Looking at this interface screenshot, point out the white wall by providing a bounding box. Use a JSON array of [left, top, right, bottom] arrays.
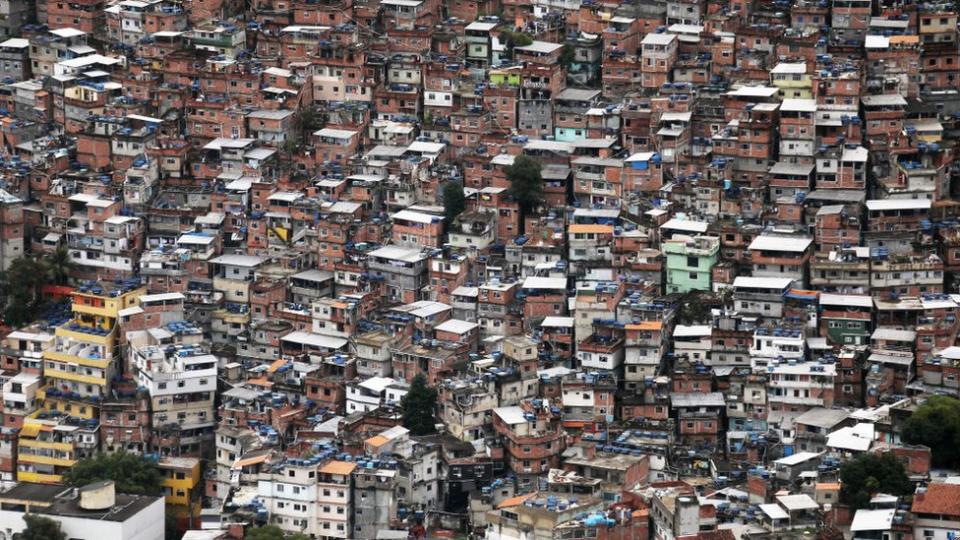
[[0, 497, 164, 540]]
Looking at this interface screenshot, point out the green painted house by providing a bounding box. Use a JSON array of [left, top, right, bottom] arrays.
[[489, 67, 522, 87], [819, 293, 873, 346], [663, 235, 720, 294]]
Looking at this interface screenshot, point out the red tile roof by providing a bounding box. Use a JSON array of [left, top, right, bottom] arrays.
[[912, 484, 960, 516]]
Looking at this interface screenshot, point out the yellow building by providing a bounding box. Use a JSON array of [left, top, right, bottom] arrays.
[[16, 417, 99, 483], [489, 66, 522, 87], [770, 62, 813, 99], [41, 281, 145, 418], [908, 118, 944, 143], [919, 12, 957, 34], [21, 281, 145, 483], [158, 456, 202, 516]]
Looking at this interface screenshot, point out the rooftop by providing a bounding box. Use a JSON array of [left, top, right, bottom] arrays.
[[0, 482, 161, 522], [912, 484, 960, 516]]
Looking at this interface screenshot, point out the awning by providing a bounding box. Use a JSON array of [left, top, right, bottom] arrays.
[[19, 423, 41, 438], [365, 435, 388, 447], [786, 289, 819, 302], [266, 358, 287, 374], [233, 453, 270, 468], [246, 377, 273, 388], [497, 493, 535, 509]]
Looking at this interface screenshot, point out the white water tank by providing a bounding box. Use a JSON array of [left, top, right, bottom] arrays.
[[79, 480, 116, 510]]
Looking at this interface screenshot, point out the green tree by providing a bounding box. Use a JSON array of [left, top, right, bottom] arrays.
[[819, 525, 845, 540], [676, 291, 716, 324], [3, 294, 34, 328], [401, 374, 438, 436], [442, 181, 466, 229], [2, 257, 47, 327], [44, 245, 74, 286], [294, 106, 324, 145], [245, 524, 310, 540], [281, 139, 300, 158], [165, 513, 180, 540], [19, 514, 66, 540], [501, 30, 533, 56], [839, 452, 912, 509], [719, 286, 734, 308], [902, 395, 960, 468], [558, 44, 576, 69], [63, 451, 162, 496], [505, 155, 543, 234]]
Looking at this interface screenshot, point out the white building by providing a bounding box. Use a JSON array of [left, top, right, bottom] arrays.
[[345, 377, 408, 413], [1, 372, 41, 418], [0, 480, 164, 540], [732, 276, 794, 319], [749, 326, 806, 361], [257, 460, 321, 536], [316, 460, 355, 539], [132, 343, 218, 455], [673, 325, 712, 363], [764, 359, 837, 428], [912, 483, 960, 540], [747, 235, 812, 287]]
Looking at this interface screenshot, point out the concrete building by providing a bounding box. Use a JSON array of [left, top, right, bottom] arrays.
[[912, 483, 960, 540], [0, 480, 165, 540], [663, 234, 719, 293]]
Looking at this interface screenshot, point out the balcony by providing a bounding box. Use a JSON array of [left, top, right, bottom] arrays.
[[578, 335, 624, 354], [45, 367, 106, 386], [212, 304, 250, 324], [0, 345, 46, 360], [575, 169, 605, 182], [17, 449, 75, 467], [768, 394, 824, 405], [2, 400, 34, 416], [17, 470, 64, 483], [56, 322, 116, 347], [37, 387, 103, 406], [71, 302, 114, 319], [191, 35, 236, 48], [141, 264, 186, 276]]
